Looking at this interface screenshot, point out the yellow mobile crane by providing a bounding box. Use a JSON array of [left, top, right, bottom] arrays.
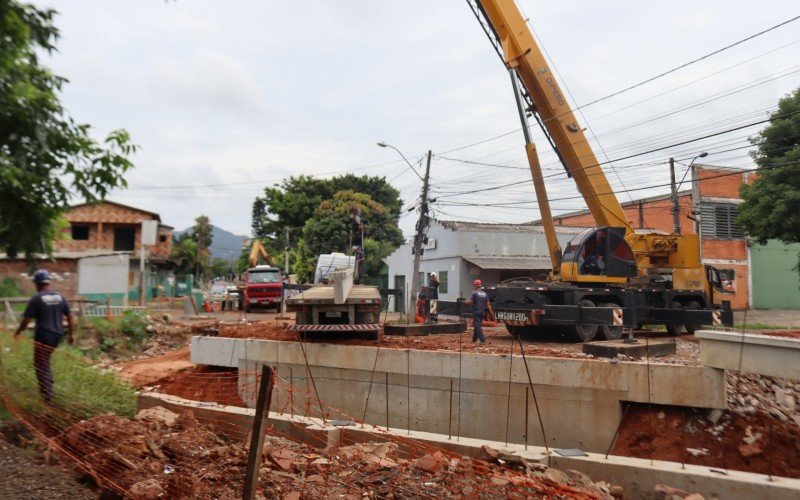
[[468, 0, 733, 340]]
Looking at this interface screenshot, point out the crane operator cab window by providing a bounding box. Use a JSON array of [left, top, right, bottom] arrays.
[[563, 227, 637, 278]]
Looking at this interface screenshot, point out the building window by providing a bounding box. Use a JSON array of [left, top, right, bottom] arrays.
[[114, 226, 136, 251], [71, 224, 89, 241], [159, 234, 167, 243], [700, 203, 743, 240], [438, 271, 448, 294]]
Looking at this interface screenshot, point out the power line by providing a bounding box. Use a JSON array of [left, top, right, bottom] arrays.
[[573, 13, 800, 111], [432, 107, 800, 200]]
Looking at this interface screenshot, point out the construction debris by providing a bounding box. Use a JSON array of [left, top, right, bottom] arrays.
[[52, 411, 620, 498]]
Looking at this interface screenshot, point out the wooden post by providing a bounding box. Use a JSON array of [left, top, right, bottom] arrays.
[[105, 294, 111, 320], [243, 365, 275, 500]]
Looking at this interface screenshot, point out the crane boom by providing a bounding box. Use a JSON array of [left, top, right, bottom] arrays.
[[472, 0, 632, 233]]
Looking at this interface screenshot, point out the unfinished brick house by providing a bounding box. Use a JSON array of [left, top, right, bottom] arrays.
[[56, 201, 175, 302], [58, 201, 173, 259], [548, 164, 799, 310]]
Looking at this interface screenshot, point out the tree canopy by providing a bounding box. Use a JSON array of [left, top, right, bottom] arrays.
[[251, 175, 405, 282], [172, 215, 215, 278], [252, 174, 403, 241], [0, 2, 136, 257], [738, 86, 800, 246]]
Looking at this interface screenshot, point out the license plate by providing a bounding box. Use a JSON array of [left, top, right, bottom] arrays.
[[495, 310, 532, 323], [249, 299, 258, 303], [325, 312, 342, 318]]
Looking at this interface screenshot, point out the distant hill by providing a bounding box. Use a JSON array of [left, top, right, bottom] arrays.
[[174, 224, 249, 262]]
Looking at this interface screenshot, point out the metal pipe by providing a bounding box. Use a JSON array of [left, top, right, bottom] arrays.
[[448, 380, 453, 440], [385, 372, 390, 431]]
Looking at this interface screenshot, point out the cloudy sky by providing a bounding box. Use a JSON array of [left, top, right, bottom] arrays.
[[38, 0, 800, 238]]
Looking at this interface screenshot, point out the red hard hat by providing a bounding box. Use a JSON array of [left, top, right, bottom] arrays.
[[473, 279, 482, 287]]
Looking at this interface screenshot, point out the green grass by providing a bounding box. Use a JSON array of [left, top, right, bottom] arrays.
[[0, 334, 137, 421], [74, 309, 151, 359], [708, 322, 790, 331]]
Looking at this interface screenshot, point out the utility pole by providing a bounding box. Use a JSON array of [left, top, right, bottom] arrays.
[[409, 150, 432, 317], [284, 227, 290, 276], [669, 157, 681, 235]]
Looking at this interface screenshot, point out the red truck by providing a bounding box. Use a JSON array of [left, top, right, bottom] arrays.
[[243, 265, 282, 312]]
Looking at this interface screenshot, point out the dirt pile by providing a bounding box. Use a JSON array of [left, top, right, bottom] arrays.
[[218, 320, 597, 359], [613, 404, 800, 478], [155, 366, 245, 407], [54, 409, 620, 499]]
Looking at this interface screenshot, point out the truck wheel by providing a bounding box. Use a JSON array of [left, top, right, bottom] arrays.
[[666, 301, 684, 336], [599, 302, 623, 340], [684, 301, 702, 334], [572, 299, 598, 342]]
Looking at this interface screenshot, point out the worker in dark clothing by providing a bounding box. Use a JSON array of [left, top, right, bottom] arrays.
[[427, 272, 439, 323], [352, 245, 365, 284], [466, 279, 488, 343], [13, 270, 73, 404], [582, 229, 607, 275]]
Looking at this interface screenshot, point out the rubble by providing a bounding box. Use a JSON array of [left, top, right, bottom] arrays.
[[727, 371, 800, 423], [52, 412, 621, 499]]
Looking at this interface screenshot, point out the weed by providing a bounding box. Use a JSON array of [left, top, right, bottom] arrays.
[[0, 277, 22, 297], [0, 335, 137, 420]]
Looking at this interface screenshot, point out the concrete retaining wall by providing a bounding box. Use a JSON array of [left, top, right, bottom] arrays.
[[697, 330, 800, 380], [138, 392, 800, 500], [191, 336, 726, 453]]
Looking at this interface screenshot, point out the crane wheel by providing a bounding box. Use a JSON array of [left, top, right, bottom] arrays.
[[684, 300, 702, 334], [666, 301, 684, 336], [599, 302, 623, 340], [572, 299, 599, 342]]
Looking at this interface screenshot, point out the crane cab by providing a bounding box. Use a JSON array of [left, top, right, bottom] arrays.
[[560, 227, 637, 283]]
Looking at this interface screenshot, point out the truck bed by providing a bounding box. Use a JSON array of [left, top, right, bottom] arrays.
[[285, 284, 381, 305]]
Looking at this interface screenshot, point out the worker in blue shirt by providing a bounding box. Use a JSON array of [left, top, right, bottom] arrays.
[[466, 279, 488, 343], [13, 270, 73, 404]]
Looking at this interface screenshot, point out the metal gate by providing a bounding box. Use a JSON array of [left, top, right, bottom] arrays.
[[751, 240, 800, 309]]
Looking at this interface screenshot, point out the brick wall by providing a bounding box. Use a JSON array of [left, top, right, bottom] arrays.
[[696, 166, 755, 199], [58, 202, 172, 258], [554, 194, 694, 233], [0, 259, 79, 299]]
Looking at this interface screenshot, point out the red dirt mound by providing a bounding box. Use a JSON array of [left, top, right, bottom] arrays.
[[613, 404, 800, 478]]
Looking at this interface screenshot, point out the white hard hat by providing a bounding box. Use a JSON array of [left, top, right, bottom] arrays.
[[430, 272, 437, 277]]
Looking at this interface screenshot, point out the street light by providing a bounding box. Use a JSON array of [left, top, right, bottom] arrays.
[[676, 151, 708, 192], [670, 151, 708, 234], [377, 142, 424, 181]]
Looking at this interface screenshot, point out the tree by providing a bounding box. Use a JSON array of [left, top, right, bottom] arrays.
[[292, 190, 404, 282], [0, 2, 136, 258], [252, 174, 402, 241], [191, 215, 213, 251], [738, 87, 800, 264], [252, 174, 404, 281], [170, 234, 199, 276], [210, 257, 232, 279]]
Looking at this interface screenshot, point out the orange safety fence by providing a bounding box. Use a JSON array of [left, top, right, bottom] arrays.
[[0, 332, 612, 499]]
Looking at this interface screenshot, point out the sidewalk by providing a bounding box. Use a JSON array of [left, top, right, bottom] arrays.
[[734, 309, 800, 329]]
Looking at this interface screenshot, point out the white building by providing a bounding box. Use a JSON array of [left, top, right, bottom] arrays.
[[382, 220, 587, 312]]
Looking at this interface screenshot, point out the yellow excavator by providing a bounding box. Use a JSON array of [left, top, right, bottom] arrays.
[[248, 239, 272, 267], [469, 0, 733, 340]]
